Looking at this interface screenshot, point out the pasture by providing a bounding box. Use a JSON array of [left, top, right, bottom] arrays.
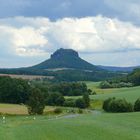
[[66, 82, 140, 103], [0, 74, 54, 80], [92, 86, 140, 102], [71, 82, 140, 109], [86, 82, 140, 103], [0, 112, 140, 140], [0, 82, 140, 140], [0, 104, 69, 115]]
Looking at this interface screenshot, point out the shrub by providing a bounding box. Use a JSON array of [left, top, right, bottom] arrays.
[[99, 81, 112, 89], [68, 109, 76, 114], [77, 109, 83, 114], [103, 98, 115, 112], [54, 108, 62, 114], [100, 81, 133, 89], [46, 92, 65, 106], [75, 98, 86, 109], [63, 99, 76, 107], [83, 93, 90, 107], [109, 99, 133, 112], [134, 98, 140, 111], [92, 91, 97, 95], [103, 98, 133, 113]]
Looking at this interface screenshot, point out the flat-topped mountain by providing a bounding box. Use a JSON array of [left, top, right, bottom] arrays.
[[31, 48, 100, 71], [0, 48, 123, 81]]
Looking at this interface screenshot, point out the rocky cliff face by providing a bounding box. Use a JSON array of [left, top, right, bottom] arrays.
[[51, 48, 79, 59]]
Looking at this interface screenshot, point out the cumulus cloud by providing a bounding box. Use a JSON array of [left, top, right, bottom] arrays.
[[0, 16, 140, 67]]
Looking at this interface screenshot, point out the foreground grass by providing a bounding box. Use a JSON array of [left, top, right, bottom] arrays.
[[0, 112, 140, 140]]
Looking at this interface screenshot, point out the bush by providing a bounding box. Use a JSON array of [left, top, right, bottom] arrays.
[[110, 99, 133, 112], [75, 98, 86, 109], [103, 98, 115, 112], [99, 81, 112, 89], [134, 98, 140, 111], [83, 93, 90, 107], [103, 98, 133, 113], [92, 91, 97, 95], [77, 109, 83, 114], [63, 99, 76, 107], [100, 81, 133, 89], [54, 108, 62, 114], [46, 92, 65, 106]]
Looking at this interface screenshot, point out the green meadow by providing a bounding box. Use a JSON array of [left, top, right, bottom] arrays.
[[92, 86, 140, 102], [66, 82, 140, 109], [0, 82, 140, 140], [0, 112, 140, 140]]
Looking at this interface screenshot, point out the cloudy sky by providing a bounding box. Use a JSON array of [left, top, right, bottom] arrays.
[[0, 0, 140, 68]]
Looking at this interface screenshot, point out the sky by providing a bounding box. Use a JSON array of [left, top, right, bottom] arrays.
[[0, 0, 140, 68]]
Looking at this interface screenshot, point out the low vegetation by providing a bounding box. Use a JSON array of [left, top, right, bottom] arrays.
[[99, 81, 133, 89], [103, 97, 140, 113], [103, 97, 133, 112], [99, 68, 140, 90], [134, 98, 140, 111]]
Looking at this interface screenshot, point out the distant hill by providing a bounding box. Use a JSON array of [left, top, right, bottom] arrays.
[[0, 48, 123, 81], [31, 48, 100, 71], [98, 65, 140, 72], [128, 68, 140, 86]]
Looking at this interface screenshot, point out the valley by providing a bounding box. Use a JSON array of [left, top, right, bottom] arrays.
[[0, 49, 139, 140]]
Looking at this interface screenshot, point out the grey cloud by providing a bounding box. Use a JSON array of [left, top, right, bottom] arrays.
[[0, 0, 140, 25]]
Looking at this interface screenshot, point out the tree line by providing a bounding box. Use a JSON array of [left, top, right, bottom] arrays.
[[0, 76, 90, 114], [99, 68, 140, 89]]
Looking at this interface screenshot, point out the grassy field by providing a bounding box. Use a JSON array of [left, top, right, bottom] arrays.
[[0, 112, 140, 140], [85, 82, 140, 102], [75, 82, 140, 109], [0, 74, 54, 80], [66, 82, 140, 103], [0, 82, 140, 140], [92, 86, 140, 103], [85, 81, 119, 94], [0, 104, 71, 115]]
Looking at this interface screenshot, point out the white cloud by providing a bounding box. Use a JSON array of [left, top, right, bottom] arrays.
[[0, 16, 140, 66], [0, 25, 48, 56]]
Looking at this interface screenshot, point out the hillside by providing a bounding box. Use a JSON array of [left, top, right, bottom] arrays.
[[31, 48, 100, 71], [0, 48, 122, 81], [99, 65, 140, 72]]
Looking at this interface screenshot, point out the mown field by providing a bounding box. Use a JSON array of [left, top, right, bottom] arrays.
[[0, 112, 140, 140]]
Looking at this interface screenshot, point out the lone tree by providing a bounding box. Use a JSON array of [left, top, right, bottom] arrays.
[[27, 88, 45, 115], [83, 93, 90, 107]]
